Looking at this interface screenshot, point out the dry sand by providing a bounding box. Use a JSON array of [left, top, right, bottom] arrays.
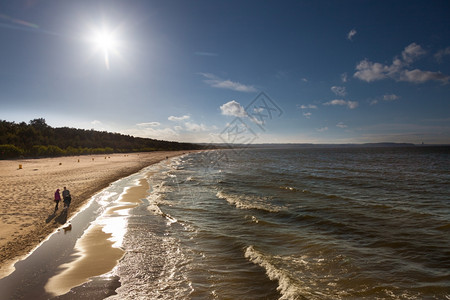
[[0, 151, 190, 277]]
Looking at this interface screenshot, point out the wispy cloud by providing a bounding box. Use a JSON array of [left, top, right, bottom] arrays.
[[347, 28, 357, 41], [336, 122, 348, 128], [275, 70, 288, 79], [383, 94, 399, 101], [183, 122, 209, 132], [137, 122, 161, 127], [370, 94, 400, 105], [331, 86, 347, 97], [400, 69, 449, 83], [126, 115, 218, 143], [298, 104, 318, 109], [168, 115, 190, 122], [199, 73, 257, 92], [317, 127, 329, 132], [298, 104, 317, 118], [91, 120, 102, 125], [435, 47, 450, 63], [324, 99, 359, 109], [169, 115, 215, 133], [341, 73, 348, 83], [354, 43, 450, 84]]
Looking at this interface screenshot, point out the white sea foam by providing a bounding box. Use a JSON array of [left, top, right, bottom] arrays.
[[244, 245, 305, 300], [216, 191, 282, 213]]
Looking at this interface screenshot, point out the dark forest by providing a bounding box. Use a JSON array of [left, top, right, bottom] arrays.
[[0, 118, 203, 159]]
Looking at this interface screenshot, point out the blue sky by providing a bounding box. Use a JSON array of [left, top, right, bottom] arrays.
[[1, 0, 449, 144]]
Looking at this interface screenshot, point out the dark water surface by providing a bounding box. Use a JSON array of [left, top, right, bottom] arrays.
[[109, 146, 449, 299]]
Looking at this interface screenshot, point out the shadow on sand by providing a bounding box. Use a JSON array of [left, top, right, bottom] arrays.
[[54, 209, 68, 225], [45, 212, 56, 224], [46, 209, 69, 225]]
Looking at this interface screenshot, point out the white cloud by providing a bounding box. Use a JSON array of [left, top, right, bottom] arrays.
[[354, 43, 450, 84], [184, 122, 208, 132], [219, 100, 266, 126], [401, 43, 426, 64], [168, 115, 190, 122], [220, 100, 248, 117], [370, 93, 400, 105], [331, 86, 347, 97], [435, 47, 450, 62], [123, 119, 219, 143], [383, 94, 399, 101], [298, 104, 318, 109], [336, 122, 348, 128], [317, 127, 328, 132], [301, 78, 308, 82], [347, 29, 357, 41], [324, 99, 359, 109], [91, 120, 102, 125], [199, 73, 257, 93], [298, 104, 317, 119], [354, 60, 389, 82], [341, 73, 348, 83], [325, 99, 346, 106], [399, 69, 449, 83], [347, 101, 359, 109], [137, 122, 160, 127]]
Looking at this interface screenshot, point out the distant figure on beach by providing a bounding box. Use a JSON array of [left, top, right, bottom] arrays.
[[62, 186, 71, 210], [54, 188, 61, 211]]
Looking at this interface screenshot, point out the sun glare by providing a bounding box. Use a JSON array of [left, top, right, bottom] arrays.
[[93, 31, 116, 52], [89, 27, 119, 70]]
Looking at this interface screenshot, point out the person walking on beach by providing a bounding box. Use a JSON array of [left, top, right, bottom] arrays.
[[62, 186, 71, 210], [54, 188, 61, 212]]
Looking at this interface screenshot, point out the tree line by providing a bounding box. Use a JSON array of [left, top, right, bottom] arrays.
[[0, 118, 203, 159]]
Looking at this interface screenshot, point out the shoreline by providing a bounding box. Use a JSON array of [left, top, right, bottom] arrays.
[[45, 175, 152, 297], [0, 151, 193, 278]]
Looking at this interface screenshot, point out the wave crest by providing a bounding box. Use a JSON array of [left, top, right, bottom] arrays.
[[216, 191, 282, 213], [244, 245, 303, 300]]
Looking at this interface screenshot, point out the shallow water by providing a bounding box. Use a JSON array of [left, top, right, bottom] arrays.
[[108, 146, 450, 299]]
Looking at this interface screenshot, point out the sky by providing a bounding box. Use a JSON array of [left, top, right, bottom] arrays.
[[1, 0, 449, 145]]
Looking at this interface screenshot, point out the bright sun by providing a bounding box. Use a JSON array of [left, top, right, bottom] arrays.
[[89, 28, 119, 70], [93, 31, 116, 52]]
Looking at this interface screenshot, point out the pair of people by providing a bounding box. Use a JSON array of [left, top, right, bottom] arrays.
[[54, 187, 71, 211]]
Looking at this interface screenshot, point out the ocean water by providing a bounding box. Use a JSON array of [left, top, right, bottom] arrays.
[[107, 146, 450, 300]]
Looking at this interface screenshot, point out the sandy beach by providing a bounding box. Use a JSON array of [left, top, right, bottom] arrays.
[[0, 151, 189, 278]]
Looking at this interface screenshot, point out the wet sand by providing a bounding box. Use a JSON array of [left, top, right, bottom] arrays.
[[0, 151, 189, 278], [45, 176, 152, 297]]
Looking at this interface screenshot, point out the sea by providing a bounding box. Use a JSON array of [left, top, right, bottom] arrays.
[[105, 146, 450, 300], [2, 146, 449, 300]]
